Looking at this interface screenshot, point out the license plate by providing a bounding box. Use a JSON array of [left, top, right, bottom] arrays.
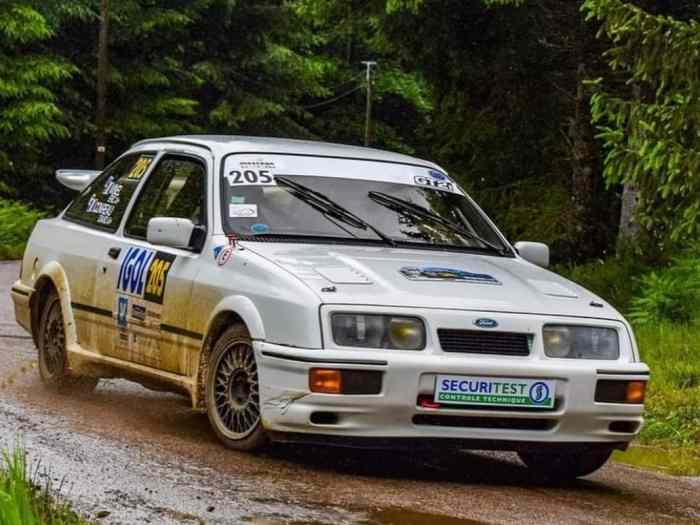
[[434, 375, 556, 409]]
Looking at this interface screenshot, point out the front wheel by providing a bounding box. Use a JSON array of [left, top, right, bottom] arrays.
[[206, 324, 267, 451], [518, 447, 613, 483], [37, 291, 98, 394]]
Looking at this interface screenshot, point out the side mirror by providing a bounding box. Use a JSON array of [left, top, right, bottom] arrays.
[[147, 218, 207, 252], [56, 169, 101, 191], [515, 241, 550, 268]]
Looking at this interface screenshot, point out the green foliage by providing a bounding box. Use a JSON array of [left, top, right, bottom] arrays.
[[0, 199, 44, 260], [0, 447, 88, 524], [583, 0, 700, 242], [629, 265, 700, 324], [0, 2, 76, 171], [556, 255, 650, 312]]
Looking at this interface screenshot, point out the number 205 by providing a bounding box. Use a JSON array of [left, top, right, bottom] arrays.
[[226, 169, 274, 185]]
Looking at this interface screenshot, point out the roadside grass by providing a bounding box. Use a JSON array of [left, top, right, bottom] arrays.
[[0, 448, 88, 525], [635, 322, 700, 447], [0, 199, 43, 260]]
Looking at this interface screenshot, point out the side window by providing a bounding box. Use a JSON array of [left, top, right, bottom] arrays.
[[125, 155, 206, 239], [64, 153, 156, 231]]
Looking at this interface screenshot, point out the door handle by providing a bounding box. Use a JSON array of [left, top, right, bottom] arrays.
[[108, 247, 121, 260]]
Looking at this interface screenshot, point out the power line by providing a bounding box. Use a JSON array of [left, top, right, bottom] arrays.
[[301, 85, 362, 109]]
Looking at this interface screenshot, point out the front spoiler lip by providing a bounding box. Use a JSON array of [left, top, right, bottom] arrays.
[[267, 432, 630, 452]]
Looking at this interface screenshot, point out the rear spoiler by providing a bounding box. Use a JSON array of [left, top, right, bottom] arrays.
[[56, 169, 101, 191]]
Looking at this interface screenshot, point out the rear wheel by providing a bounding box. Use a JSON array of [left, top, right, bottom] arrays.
[[206, 324, 267, 451], [518, 447, 613, 483], [37, 291, 98, 393]]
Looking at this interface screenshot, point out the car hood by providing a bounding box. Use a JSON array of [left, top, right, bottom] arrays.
[[241, 242, 622, 320]]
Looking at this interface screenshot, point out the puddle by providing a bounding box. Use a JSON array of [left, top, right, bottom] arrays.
[[614, 445, 700, 476], [364, 508, 486, 525]]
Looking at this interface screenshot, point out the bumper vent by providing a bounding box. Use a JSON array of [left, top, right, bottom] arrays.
[[438, 329, 530, 356], [413, 414, 554, 431]]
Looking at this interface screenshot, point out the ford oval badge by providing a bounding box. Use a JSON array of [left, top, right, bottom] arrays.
[[474, 318, 498, 329]]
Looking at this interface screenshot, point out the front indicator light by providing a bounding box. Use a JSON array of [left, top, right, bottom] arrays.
[[309, 368, 342, 394], [595, 380, 647, 404], [626, 381, 647, 404], [309, 369, 383, 395]]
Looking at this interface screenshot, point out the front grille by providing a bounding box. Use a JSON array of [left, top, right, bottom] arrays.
[[412, 414, 555, 431], [438, 329, 530, 356]]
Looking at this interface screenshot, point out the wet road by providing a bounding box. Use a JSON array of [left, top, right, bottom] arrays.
[[1, 261, 699, 524]]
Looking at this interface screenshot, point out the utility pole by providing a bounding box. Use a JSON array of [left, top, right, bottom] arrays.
[[95, 0, 109, 169], [362, 60, 377, 147]]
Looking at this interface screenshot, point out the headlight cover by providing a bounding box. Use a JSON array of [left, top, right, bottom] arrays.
[[332, 314, 426, 350], [543, 325, 619, 360]]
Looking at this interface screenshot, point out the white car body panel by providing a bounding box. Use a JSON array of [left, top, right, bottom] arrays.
[[11, 135, 648, 450]]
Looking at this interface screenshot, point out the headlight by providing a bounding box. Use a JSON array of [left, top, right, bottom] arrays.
[[543, 325, 619, 360], [332, 314, 425, 350]]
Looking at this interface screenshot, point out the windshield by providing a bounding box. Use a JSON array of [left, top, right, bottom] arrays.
[[220, 155, 511, 255]]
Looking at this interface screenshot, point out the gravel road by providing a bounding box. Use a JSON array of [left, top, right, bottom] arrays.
[[1, 260, 698, 524]]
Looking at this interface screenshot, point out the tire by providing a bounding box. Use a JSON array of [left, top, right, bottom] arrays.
[[206, 324, 267, 451], [518, 447, 613, 483], [37, 291, 98, 394]]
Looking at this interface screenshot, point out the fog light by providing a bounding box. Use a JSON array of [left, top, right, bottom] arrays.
[[309, 368, 342, 394], [626, 381, 647, 404]]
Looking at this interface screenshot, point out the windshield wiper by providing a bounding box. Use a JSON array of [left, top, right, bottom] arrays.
[[276, 177, 396, 247], [368, 191, 507, 254]]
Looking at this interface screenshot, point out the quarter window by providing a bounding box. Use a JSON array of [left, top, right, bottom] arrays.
[[64, 153, 156, 231], [125, 155, 206, 239]]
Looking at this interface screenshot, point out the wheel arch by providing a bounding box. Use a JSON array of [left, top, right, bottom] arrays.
[[30, 262, 77, 349], [192, 295, 265, 410]]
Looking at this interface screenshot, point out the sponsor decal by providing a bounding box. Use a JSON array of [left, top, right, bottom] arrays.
[[229, 204, 258, 218], [474, 318, 498, 329], [250, 223, 270, 234], [117, 329, 130, 349], [414, 170, 454, 192], [117, 247, 156, 296], [117, 296, 128, 328], [399, 266, 502, 285], [217, 245, 234, 266], [117, 247, 175, 304], [131, 303, 146, 322], [435, 375, 556, 409]]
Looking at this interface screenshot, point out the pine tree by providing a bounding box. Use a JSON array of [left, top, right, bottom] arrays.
[[583, 0, 700, 243], [0, 2, 76, 178]]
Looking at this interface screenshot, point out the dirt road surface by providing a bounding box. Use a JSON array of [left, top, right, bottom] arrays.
[[1, 261, 698, 524]]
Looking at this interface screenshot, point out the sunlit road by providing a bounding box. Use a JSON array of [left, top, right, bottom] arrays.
[[1, 260, 698, 524]]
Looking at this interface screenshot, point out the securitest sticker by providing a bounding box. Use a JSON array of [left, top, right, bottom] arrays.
[[434, 375, 556, 409]]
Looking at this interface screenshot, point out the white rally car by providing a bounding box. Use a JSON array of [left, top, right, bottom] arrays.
[[11, 136, 649, 480]]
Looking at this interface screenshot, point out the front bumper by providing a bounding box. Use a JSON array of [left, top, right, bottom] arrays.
[[255, 341, 649, 449]]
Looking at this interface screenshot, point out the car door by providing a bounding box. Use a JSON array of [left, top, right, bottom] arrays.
[[112, 153, 208, 375], [62, 152, 158, 357]]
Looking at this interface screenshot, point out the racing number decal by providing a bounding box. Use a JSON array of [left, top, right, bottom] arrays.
[[225, 170, 275, 186], [144, 252, 176, 304], [127, 155, 155, 180]]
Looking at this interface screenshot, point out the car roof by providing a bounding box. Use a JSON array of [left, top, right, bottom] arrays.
[[131, 135, 444, 171]]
